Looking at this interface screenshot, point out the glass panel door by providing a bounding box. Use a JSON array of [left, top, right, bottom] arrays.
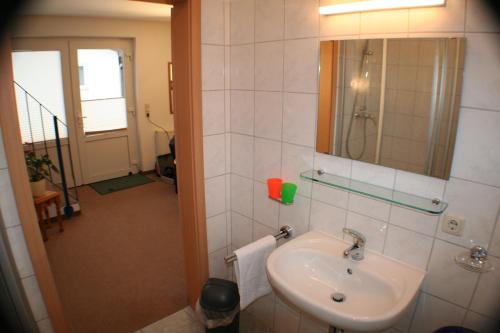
[[12, 50, 68, 143], [77, 49, 128, 134]]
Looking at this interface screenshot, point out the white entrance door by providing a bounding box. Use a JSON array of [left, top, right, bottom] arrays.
[[69, 39, 139, 184]]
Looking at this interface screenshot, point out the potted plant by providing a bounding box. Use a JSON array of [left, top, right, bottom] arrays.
[[25, 153, 58, 197]]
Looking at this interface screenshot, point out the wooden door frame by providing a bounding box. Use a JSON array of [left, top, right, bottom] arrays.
[[0, 0, 207, 332]]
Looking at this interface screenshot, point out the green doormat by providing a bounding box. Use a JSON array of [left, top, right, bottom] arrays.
[[89, 173, 154, 195]]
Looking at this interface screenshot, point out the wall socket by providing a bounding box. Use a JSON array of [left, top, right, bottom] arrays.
[[145, 104, 151, 118], [441, 215, 465, 236]]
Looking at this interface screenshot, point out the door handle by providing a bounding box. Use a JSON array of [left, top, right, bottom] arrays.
[[76, 115, 87, 129]]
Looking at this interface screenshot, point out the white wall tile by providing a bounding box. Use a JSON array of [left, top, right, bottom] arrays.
[[230, 174, 254, 218], [253, 181, 280, 229], [225, 90, 231, 130], [409, 0, 466, 32], [0, 169, 21, 228], [470, 255, 500, 317], [423, 239, 479, 307], [209, 247, 229, 279], [348, 194, 391, 222], [202, 45, 225, 90], [284, 38, 319, 93], [230, 44, 254, 90], [207, 213, 227, 253], [360, 9, 409, 34], [320, 13, 360, 37], [254, 138, 282, 182], [313, 153, 352, 178], [461, 33, 500, 111], [22, 275, 48, 321], [201, 0, 224, 45], [488, 215, 500, 257], [255, 41, 284, 91], [253, 221, 276, 240], [299, 313, 329, 333], [281, 143, 314, 197], [393, 294, 419, 333], [225, 134, 231, 173], [345, 212, 387, 253], [311, 183, 348, 209], [205, 176, 226, 217], [204, 1, 500, 331], [246, 292, 276, 326], [274, 298, 300, 333], [451, 108, 500, 187], [230, 0, 255, 44], [231, 211, 254, 248], [279, 195, 311, 236], [410, 292, 466, 333], [463, 311, 498, 333], [226, 211, 232, 247], [466, 0, 500, 32], [284, 0, 319, 39], [230, 90, 254, 135], [6, 226, 34, 278], [389, 205, 439, 237], [203, 135, 226, 178], [231, 134, 254, 178], [202, 91, 225, 135], [394, 170, 446, 199], [351, 160, 395, 188], [283, 93, 317, 147], [309, 200, 346, 239], [255, 0, 284, 42], [437, 178, 500, 248], [254, 91, 283, 141], [384, 225, 433, 270]]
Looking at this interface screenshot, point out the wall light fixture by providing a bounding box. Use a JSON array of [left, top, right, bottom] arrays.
[[319, 0, 446, 15]]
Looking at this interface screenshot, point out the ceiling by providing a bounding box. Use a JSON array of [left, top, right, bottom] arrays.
[[21, 0, 172, 20]]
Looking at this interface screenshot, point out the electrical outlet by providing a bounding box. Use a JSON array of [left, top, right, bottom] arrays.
[[441, 215, 465, 236], [145, 104, 150, 118]]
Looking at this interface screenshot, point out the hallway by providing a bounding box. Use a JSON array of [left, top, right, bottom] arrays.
[[44, 178, 186, 333]]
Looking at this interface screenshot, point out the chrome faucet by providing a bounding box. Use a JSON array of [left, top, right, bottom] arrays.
[[342, 228, 366, 261]]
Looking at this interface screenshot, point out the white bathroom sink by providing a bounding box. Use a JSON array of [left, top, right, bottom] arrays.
[[266, 231, 425, 332]]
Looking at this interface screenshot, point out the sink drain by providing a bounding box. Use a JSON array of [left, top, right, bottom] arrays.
[[331, 292, 346, 303]]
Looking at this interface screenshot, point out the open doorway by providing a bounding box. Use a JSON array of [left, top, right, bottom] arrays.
[[7, 5, 189, 333]]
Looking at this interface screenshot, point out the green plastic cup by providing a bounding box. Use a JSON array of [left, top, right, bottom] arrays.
[[281, 183, 298, 204]]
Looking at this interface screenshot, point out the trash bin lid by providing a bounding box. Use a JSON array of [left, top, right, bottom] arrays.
[[434, 326, 478, 333], [200, 278, 240, 312]]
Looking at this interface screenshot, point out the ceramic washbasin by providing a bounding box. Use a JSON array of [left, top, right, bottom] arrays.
[[266, 231, 425, 332]]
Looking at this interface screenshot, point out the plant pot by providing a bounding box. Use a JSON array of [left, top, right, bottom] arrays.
[[30, 179, 46, 197]]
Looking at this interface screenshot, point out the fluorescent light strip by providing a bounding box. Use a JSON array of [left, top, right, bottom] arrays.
[[319, 0, 446, 15]]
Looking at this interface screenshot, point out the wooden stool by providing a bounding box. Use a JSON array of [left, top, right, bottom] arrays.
[[34, 191, 64, 241]]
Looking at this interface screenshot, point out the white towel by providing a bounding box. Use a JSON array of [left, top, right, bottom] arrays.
[[233, 235, 276, 310]]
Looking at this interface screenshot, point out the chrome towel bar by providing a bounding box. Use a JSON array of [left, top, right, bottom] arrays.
[[224, 225, 294, 264]]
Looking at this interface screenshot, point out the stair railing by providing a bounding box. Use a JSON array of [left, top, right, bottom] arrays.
[[13, 81, 78, 218]]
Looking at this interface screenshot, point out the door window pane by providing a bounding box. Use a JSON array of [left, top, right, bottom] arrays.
[[12, 51, 68, 143], [77, 49, 127, 134]]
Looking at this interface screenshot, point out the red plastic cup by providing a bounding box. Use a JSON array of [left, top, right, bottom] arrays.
[[267, 178, 282, 199]]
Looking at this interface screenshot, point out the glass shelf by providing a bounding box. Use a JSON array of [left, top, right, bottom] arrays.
[[300, 170, 448, 215]]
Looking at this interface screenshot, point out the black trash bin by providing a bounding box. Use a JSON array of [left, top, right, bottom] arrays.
[[198, 278, 240, 333]]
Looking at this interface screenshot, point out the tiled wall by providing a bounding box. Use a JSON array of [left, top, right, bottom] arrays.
[[0, 128, 54, 333], [202, 0, 500, 332]]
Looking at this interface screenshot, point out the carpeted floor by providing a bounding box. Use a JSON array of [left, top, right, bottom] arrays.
[[44, 177, 187, 333]]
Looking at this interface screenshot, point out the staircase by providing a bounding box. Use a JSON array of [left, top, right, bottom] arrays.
[[14, 81, 79, 218]]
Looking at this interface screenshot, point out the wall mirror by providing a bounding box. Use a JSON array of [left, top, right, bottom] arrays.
[[317, 38, 465, 180]]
